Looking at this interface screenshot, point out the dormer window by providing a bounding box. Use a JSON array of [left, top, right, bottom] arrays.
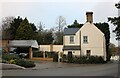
[[70, 35, 74, 44], [83, 36, 88, 43]]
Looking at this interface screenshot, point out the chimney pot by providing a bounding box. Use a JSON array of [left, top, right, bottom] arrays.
[[86, 12, 93, 23]]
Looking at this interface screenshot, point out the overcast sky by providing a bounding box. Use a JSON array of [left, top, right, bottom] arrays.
[[0, 0, 119, 46]]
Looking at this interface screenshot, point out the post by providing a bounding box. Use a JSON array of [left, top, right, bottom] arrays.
[[58, 51, 61, 62], [29, 47, 32, 59], [50, 44, 53, 52], [43, 51, 45, 58]]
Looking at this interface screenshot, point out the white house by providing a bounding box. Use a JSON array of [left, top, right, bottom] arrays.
[[63, 12, 106, 61]]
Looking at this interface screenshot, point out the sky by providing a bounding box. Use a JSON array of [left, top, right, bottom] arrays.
[[0, 0, 119, 46]]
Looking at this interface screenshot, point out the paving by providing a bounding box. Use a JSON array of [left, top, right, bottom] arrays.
[[1, 63, 25, 70], [2, 61, 119, 76], [31, 60, 100, 70]]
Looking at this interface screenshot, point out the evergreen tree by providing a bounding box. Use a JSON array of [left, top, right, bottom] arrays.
[[68, 20, 83, 28], [9, 16, 23, 39], [108, 2, 120, 40], [15, 18, 34, 40]]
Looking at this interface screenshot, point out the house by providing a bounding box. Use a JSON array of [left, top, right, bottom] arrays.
[[63, 12, 106, 61]]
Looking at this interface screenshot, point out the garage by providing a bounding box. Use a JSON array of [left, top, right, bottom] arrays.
[[9, 40, 38, 59]]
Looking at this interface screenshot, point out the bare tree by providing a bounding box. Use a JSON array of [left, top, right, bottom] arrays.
[[1, 16, 14, 40], [54, 16, 66, 44], [37, 22, 45, 32], [56, 16, 66, 32], [2, 16, 14, 30]]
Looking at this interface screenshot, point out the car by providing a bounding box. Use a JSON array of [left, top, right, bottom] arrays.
[[19, 53, 28, 58], [9, 51, 17, 54]]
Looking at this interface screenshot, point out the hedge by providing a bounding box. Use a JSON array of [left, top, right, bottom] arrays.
[[62, 55, 105, 64], [2, 53, 19, 61], [16, 59, 35, 68]]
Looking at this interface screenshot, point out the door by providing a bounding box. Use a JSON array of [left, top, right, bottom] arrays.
[[68, 51, 72, 58]]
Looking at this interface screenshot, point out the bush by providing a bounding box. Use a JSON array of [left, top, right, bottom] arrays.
[[67, 53, 74, 63], [62, 55, 105, 64], [62, 54, 67, 62], [46, 52, 54, 58], [8, 59, 16, 64], [33, 51, 43, 57], [53, 52, 58, 62], [2, 60, 8, 63], [16, 59, 35, 68], [2, 53, 19, 61]]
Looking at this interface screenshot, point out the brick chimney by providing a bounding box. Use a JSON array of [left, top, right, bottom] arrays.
[[86, 12, 93, 23]]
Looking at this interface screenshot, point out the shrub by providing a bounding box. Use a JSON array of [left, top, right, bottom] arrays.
[[33, 51, 43, 57], [62, 54, 67, 62], [16, 59, 35, 68], [62, 55, 105, 64], [53, 52, 58, 62], [2, 60, 8, 63], [67, 53, 74, 63], [8, 59, 16, 64], [2, 53, 19, 61], [46, 52, 54, 58]]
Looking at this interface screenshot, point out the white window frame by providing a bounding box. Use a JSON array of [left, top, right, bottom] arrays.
[[83, 36, 88, 43], [70, 35, 74, 44]]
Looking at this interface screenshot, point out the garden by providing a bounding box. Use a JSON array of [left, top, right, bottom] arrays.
[[2, 52, 35, 68]]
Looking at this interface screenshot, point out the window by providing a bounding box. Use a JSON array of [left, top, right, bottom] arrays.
[[70, 35, 74, 44], [86, 50, 91, 56], [83, 36, 88, 43]]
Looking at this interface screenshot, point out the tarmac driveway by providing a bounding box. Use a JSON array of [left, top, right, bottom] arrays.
[[2, 61, 119, 76]]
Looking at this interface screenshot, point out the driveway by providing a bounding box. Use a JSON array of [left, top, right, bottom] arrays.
[[1, 63, 25, 70], [2, 61, 119, 76], [32, 60, 102, 70]]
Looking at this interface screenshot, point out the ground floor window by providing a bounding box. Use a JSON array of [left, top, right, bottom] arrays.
[[86, 50, 91, 56]]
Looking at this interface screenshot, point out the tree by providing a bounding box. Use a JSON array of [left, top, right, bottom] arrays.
[[109, 43, 118, 56], [56, 16, 66, 32], [2, 16, 14, 30], [36, 22, 54, 45], [108, 2, 120, 40], [42, 30, 54, 45], [54, 31, 63, 45], [29, 23, 37, 32], [15, 18, 34, 40], [9, 16, 23, 39], [36, 22, 45, 45], [68, 20, 83, 28], [2, 16, 15, 40], [54, 16, 66, 44]]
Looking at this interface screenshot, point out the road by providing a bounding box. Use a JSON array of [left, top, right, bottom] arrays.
[[2, 61, 119, 76]]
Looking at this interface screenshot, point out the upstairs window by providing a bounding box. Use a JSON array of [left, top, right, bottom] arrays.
[[83, 36, 88, 43], [70, 35, 74, 44]]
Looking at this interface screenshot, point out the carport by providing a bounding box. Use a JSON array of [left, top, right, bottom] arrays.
[[9, 40, 39, 59]]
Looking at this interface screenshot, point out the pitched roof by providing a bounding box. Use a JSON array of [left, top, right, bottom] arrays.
[[63, 45, 80, 50], [9, 40, 38, 48], [63, 28, 80, 35]]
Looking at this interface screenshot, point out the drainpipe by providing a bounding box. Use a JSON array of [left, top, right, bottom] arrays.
[[80, 31, 82, 57]]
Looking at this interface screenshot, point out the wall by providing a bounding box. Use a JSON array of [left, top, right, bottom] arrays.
[[64, 50, 80, 56], [39, 45, 63, 52], [80, 22, 106, 60]]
